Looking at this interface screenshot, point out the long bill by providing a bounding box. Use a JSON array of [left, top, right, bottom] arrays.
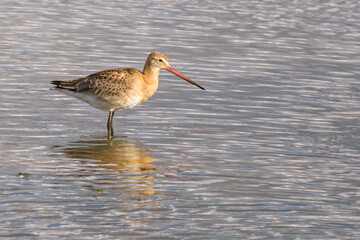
[[166, 65, 205, 90]]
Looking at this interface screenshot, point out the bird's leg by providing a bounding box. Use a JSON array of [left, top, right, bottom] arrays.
[[107, 110, 114, 139]]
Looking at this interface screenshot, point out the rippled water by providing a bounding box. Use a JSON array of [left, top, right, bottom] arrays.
[[1, 0, 360, 239]]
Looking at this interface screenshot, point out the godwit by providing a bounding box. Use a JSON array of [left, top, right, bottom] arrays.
[[51, 52, 205, 138]]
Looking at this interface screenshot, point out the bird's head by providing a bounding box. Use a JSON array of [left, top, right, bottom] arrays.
[[146, 52, 205, 90]]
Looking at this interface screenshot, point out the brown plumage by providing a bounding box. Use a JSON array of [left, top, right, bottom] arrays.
[[51, 52, 204, 138]]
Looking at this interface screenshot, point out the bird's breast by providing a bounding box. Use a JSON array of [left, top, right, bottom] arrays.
[[105, 93, 140, 111]]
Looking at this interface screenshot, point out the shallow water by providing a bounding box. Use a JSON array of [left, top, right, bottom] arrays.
[[1, 0, 360, 239]]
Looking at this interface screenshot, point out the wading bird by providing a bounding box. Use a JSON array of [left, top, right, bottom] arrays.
[[51, 52, 205, 138]]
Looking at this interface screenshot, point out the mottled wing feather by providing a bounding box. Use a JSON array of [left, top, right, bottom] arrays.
[[75, 78, 95, 93], [53, 68, 140, 97], [87, 69, 130, 97]]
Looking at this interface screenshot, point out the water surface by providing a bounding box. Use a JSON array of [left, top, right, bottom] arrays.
[[1, 1, 360, 239]]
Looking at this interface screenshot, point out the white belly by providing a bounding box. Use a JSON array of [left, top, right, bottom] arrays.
[[55, 88, 143, 112]]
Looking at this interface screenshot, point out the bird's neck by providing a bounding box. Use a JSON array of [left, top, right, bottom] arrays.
[[140, 64, 160, 102], [142, 64, 160, 85]]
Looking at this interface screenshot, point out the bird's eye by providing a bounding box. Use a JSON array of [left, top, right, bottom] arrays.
[[159, 59, 163, 62]]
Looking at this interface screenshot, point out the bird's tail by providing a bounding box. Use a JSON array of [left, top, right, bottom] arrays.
[[50, 78, 84, 91]]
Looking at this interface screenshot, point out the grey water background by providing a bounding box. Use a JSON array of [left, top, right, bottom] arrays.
[[1, 0, 360, 239]]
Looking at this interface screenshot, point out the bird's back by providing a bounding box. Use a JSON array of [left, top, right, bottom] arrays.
[[53, 68, 142, 93], [52, 68, 147, 111]]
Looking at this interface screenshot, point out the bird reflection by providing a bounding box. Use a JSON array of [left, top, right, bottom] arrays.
[[60, 136, 158, 195]]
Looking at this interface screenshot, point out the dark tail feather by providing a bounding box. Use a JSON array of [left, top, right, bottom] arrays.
[[50, 78, 84, 91], [51, 81, 63, 88]]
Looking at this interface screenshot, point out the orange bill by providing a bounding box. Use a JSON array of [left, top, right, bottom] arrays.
[[166, 65, 205, 90]]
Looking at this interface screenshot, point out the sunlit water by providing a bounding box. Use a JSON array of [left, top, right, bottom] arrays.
[[1, 1, 360, 239]]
